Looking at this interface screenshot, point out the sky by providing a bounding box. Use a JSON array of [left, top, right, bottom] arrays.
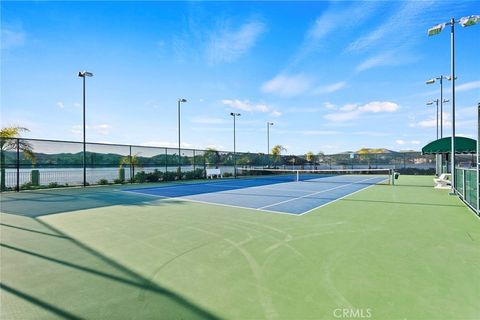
[[1, 1, 479, 155]]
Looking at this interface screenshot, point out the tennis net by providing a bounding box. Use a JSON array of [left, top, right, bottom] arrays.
[[235, 168, 394, 185]]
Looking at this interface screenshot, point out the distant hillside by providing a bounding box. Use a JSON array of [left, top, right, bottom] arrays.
[[356, 148, 397, 154]]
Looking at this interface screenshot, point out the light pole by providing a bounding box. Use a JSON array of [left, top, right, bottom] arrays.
[[177, 98, 187, 176], [426, 99, 450, 140], [427, 15, 479, 192], [230, 112, 241, 177], [78, 71, 93, 187], [427, 99, 449, 176], [267, 122, 274, 167], [426, 76, 452, 138]]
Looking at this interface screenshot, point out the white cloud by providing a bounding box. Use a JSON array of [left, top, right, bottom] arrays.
[[411, 140, 421, 145], [347, 1, 436, 53], [324, 102, 336, 110], [292, 2, 377, 63], [419, 80, 480, 97], [413, 112, 451, 128], [57, 102, 65, 109], [312, 81, 347, 95], [191, 116, 227, 125], [355, 51, 398, 72], [339, 103, 358, 112], [206, 20, 266, 65], [457, 81, 480, 92], [270, 110, 282, 117], [358, 101, 399, 113], [1, 29, 26, 49], [222, 99, 271, 113], [261, 74, 312, 97], [324, 101, 400, 122], [395, 140, 406, 145]]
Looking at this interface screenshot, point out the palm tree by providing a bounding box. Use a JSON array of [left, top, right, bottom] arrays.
[[119, 153, 141, 182], [1, 126, 35, 190], [204, 148, 220, 168], [271, 145, 286, 168], [305, 151, 314, 166]]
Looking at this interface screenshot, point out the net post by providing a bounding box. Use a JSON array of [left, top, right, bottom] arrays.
[[296, 170, 299, 182], [390, 169, 394, 185], [16, 138, 20, 192]]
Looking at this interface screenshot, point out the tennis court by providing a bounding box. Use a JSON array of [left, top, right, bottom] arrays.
[[2, 175, 479, 319], [125, 169, 391, 215]]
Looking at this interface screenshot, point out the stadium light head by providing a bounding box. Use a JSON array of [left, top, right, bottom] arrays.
[[230, 112, 240, 116], [267, 122, 274, 125], [426, 78, 436, 84], [443, 99, 450, 103], [78, 71, 93, 77], [426, 101, 435, 105], [178, 98, 187, 103], [459, 15, 480, 27]]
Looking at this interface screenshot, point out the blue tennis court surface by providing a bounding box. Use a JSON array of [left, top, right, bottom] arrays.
[[124, 174, 389, 215]]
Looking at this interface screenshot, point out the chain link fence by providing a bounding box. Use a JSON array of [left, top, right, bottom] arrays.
[[1, 137, 467, 192]]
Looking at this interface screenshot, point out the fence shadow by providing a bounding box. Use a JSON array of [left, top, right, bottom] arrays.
[[0, 215, 221, 319], [0, 187, 187, 217]]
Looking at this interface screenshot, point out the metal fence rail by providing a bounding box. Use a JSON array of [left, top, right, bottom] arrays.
[[454, 167, 478, 213], [0, 137, 444, 192]]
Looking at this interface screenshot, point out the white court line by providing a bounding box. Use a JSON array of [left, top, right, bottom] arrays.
[[297, 177, 388, 215], [121, 176, 387, 216], [120, 189, 301, 216], [257, 176, 384, 210]]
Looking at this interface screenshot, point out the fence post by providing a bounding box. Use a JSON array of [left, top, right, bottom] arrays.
[[463, 169, 466, 199], [16, 138, 20, 192], [477, 102, 479, 215], [193, 149, 196, 172], [165, 148, 168, 173], [204, 153, 207, 178], [129, 145, 133, 183]]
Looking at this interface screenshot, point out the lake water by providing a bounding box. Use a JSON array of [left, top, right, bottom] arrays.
[[1, 164, 435, 188]]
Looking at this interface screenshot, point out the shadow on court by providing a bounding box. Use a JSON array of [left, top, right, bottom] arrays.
[[0, 187, 187, 217], [0, 213, 220, 319]]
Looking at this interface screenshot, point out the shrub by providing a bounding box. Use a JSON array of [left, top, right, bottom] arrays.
[[48, 182, 60, 188], [113, 178, 124, 184], [98, 179, 109, 185], [184, 171, 196, 180], [146, 170, 163, 182], [194, 168, 205, 179], [223, 172, 233, 178], [20, 182, 33, 190], [163, 171, 177, 181], [134, 171, 147, 183]]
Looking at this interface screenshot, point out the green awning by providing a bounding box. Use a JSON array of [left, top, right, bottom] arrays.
[[422, 137, 477, 154]]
